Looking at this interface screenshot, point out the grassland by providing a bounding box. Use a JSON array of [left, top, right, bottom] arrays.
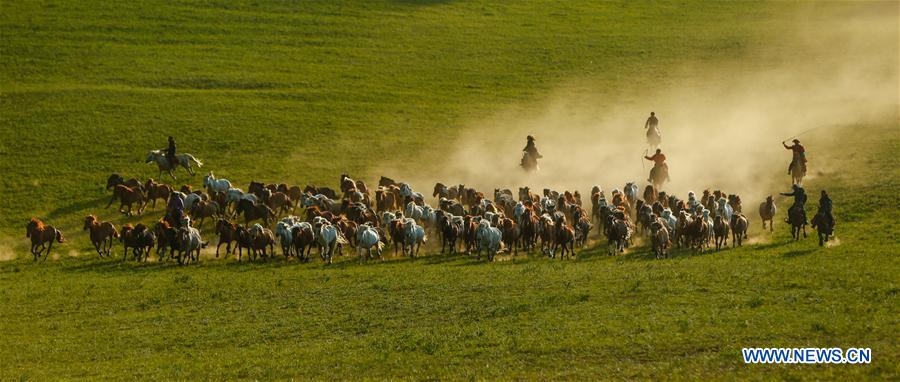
[[1, 0, 898, 380]]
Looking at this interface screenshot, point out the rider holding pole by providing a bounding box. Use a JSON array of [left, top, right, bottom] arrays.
[[783, 139, 806, 175], [644, 148, 669, 183]]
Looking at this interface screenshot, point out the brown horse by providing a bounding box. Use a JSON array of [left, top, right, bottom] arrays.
[[144, 178, 172, 209], [687, 215, 709, 252], [375, 188, 400, 213], [713, 215, 729, 251], [266, 192, 293, 216], [25, 218, 65, 261], [379, 176, 398, 188], [340, 174, 357, 194], [731, 214, 749, 247], [285, 185, 303, 203], [248, 225, 276, 260], [236, 199, 275, 226], [553, 216, 576, 259], [214, 219, 238, 258], [758, 196, 777, 232], [106, 173, 143, 194], [643, 185, 657, 205], [107, 185, 146, 215], [499, 218, 520, 255], [83, 215, 118, 257], [190, 200, 220, 229], [303, 185, 338, 199], [291, 223, 316, 262], [120, 223, 155, 261]]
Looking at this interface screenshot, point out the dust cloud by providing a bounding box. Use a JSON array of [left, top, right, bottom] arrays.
[[0, 242, 17, 261], [396, 4, 898, 205]]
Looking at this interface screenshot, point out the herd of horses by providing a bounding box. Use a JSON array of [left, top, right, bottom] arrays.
[[23, 166, 833, 263]]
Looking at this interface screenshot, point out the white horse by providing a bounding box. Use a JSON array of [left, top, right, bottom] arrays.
[[184, 193, 201, 212], [316, 221, 345, 264], [203, 172, 232, 194], [380, 211, 396, 230], [513, 202, 526, 225], [399, 183, 414, 199], [145, 150, 203, 180], [421, 205, 436, 230], [403, 218, 426, 257], [624, 183, 639, 205], [225, 188, 257, 205], [687, 191, 700, 210], [275, 221, 295, 257], [405, 201, 423, 222], [175, 226, 205, 265], [475, 220, 502, 261], [717, 197, 734, 223], [356, 224, 384, 260]]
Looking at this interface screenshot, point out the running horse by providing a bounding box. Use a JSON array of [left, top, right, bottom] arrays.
[[145, 150, 203, 180], [25, 218, 65, 261], [789, 160, 806, 185]]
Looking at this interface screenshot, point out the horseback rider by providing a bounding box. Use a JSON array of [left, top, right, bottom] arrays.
[[645, 112, 659, 134], [166, 136, 177, 168], [780, 184, 808, 224], [819, 190, 834, 227], [783, 139, 806, 175], [521, 135, 542, 171], [644, 148, 670, 183]]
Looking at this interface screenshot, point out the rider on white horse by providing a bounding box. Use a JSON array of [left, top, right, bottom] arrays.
[[644, 112, 659, 139]]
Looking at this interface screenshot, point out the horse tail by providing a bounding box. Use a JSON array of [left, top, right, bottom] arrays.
[[56, 230, 66, 243], [186, 154, 203, 167], [112, 227, 120, 238], [376, 241, 385, 251]]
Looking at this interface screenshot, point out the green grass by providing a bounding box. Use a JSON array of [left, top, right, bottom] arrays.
[[1, 0, 899, 380]]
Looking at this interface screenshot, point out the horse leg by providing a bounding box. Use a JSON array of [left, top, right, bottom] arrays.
[[41, 242, 51, 262]]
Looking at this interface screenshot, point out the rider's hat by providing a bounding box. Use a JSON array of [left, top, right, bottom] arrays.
[[792, 139, 800, 143], [527, 135, 535, 141]]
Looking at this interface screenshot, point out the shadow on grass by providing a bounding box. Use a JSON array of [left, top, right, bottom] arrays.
[[44, 196, 109, 221], [782, 249, 816, 258]]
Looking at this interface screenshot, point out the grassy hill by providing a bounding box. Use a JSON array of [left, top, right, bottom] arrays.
[[1, 0, 898, 380]]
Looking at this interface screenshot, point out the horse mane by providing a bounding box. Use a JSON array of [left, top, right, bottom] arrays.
[[158, 219, 171, 229], [30, 217, 45, 231]]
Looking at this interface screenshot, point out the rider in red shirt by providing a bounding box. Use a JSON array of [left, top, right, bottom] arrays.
[[645, 149, 666, 165], [644, 149, 669, 183], [783, 139, 806, 175]]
